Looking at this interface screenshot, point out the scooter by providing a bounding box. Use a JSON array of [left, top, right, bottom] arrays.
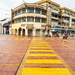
[[63, 34, 68, 39]]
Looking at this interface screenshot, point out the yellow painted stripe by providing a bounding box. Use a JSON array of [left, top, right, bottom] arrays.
[[30, 45, 49, 46], [28, 53, 56, 56], [26, 59, 62, 63], [22, 68, 72, 75], [29, 50, 53, 52], [21, 38, 24, 40]]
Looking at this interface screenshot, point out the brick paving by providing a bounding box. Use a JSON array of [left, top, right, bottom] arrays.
[[44, 37, 75, 75], [0, 35, 75, 75], [17, 37, 72, 75], [0, 35, 32, 75]]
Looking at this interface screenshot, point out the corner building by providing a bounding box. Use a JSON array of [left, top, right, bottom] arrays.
[[12, 4, 46, 36], [12, 0, 75, 36]]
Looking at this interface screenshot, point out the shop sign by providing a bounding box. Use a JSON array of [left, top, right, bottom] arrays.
[[55, 26, 61, 28], [41, 25, 46, 27], [26, 24, 34, 29], [21, 24, 25, 26]]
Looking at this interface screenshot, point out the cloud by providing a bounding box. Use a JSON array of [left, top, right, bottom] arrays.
[[0, 0, 75, 20]]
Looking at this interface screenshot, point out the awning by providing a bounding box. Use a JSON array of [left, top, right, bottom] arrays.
[[54, 30, 61, 32], [51, 29, 61, 32]]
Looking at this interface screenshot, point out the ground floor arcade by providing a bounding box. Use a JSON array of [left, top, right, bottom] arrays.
[[12, 29, 46, 37]]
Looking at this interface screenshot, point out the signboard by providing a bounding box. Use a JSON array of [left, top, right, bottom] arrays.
[[66, 27, 68, 31], [55, 26, 61, 28], [26, 24, 34, 29], [41, 25, 46, 27], [21, 24, 25, 26]]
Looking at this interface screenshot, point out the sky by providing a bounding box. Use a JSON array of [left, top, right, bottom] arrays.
[[0, 0, 75, 20]]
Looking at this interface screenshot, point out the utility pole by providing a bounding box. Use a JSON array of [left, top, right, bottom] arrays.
[[46, 3, 51, 36]]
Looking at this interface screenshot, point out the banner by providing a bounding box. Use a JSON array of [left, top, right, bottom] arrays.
[[26, 24, 34, 29]]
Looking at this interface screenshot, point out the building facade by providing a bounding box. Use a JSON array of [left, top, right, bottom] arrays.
[[11, 0, 75, 36], [3, 21, 12, 34], [12, 4, 46, 36]]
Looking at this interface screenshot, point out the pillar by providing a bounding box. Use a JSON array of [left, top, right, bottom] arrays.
[[17, 29, 19, 36], [13, 29, 15, 35], [21, 29, 23, 36], [33, 29, 36, 36], [25, 29, 28, 36], [40, 30, 42, 37], [40, 30, 43, 37]]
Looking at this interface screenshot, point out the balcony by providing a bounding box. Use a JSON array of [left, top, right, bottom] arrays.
[[51, 17, 59, 21]]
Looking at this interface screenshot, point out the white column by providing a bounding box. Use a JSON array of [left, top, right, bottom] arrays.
[[26, 18, 27, 22], [21, 29, 23, 36], [40, 10, 42, 14], [34, 18, 35, 22], [13, 29, 14, 35], [69, 15, 72, 28], [33, 29, 36, 36], [21, 10, 22, 13], [40, 19, 42, 23], [9, 27, 11, 35], [26, 9, 27, 13], [25, 29, 28, 36], [34, 9, 35, 13]]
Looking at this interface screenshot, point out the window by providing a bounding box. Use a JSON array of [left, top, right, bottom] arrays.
[[72, 14, 75, 17], [18, 10, 21, 14], [51, 22, 54, 25], [35, 10, 40, 14], [41, 18, 46, 23], [14, 20, 17, 23], [22, 10, 26, 13], [55, 22, 58, 25], [17, 18, 21, 22], [52, 6, 58, 11], [27, 9, 34, 13], [15, 12, 17, 16], [35, 18, 40, 22], [52, 6, 54, 9], [64, 10, 69, 15], [27, 18, 34, 22], [22, 18, 26, 22], [64, 10, 66, 13], [52, 12, 54, 17], [42, 10, 46, 15], [64, 23, 66, 26], [55, 7, 58, 11], [67, 24, 69, 26]]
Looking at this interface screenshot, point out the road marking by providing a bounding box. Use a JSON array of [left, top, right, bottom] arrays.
[[22, 68, 72, 75], [28, 53, 56, 56], [26, 59, 62, 63]]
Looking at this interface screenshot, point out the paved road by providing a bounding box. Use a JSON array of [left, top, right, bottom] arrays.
[[0, 35, 75, 75]]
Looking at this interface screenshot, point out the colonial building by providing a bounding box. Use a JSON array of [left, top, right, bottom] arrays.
[[11, 0, 75, 36]]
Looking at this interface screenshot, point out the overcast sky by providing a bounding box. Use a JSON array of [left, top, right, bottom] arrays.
[[0, 0, 75, 20]]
